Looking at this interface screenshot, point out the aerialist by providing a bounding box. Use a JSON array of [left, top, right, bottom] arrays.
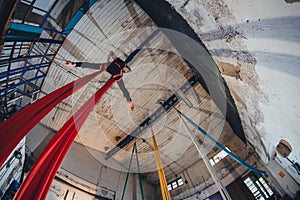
[[66, 51, 134, 111]]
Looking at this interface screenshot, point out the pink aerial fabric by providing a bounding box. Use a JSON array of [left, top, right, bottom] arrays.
[[0, 71, 101, 167], [14, 78, 114, 200]]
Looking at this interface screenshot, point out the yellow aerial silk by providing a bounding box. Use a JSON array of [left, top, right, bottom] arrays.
[[152, 130, 171, 200]]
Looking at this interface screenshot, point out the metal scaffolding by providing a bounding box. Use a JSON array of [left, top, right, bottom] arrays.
[[0, 1, 98, 198], [0, 0, 97, 122]]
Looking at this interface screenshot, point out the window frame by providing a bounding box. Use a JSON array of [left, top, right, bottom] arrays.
[[243, 174, 274, 200], [209, 147, 231, 166], [167, 177, 184, 191]]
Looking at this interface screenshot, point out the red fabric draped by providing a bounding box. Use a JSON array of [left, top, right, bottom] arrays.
[[14, 78, 115, 200], [0, 71, 101, 167]]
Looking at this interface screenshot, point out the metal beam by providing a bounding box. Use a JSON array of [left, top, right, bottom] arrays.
[[0, 74, 46, 94], [5, 36, 63, 44], [0, 54, 55, 64], [6, 88, 40, 105], [63, 0, 98, 34], [0, 0, 18, 58], [8, 23, 43, 35], [0, 62, 51, 78], [105, 76, 198, 159]]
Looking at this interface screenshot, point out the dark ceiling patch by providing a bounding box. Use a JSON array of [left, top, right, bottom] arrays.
[[134, 0, 246, 142]]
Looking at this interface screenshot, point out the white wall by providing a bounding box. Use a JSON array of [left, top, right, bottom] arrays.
[[266, 159, 299, 198], [48, 141, 156, 200], [26, 123, 55, 154], [160, 134, 261, 199], [23, 0, 300, 198], [165, 0, 300, 197], [25, 122, 155, 200]]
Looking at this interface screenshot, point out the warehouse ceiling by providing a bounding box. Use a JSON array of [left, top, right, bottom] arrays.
[[38, 0, 245, 179], [1, 0, 248, 185]]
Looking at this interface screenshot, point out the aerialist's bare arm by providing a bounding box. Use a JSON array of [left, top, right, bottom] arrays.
[[66, 61, 107, 71]]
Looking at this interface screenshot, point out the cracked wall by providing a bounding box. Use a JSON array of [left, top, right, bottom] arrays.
[[165, 0, 300, 197]]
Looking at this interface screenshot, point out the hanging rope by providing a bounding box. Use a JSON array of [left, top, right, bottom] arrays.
[[135, 143, 145, 200], [151, 129, 171, 200], [175, 109, 268, 178], [121, 142, 135, 200], [14, 78, 115, 200], [179, 112, 232, 200], [0, 71, 101, 168], [121, 142, 144, 200]]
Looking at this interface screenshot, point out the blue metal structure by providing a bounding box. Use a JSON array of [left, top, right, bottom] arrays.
[[0, 1, 98, 198], [0, 0, 97, 122]]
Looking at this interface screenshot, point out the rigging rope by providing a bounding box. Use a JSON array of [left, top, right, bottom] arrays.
[[14, 78, 115, 200], [121, 142, 135, 200], [175, 109, 268, 178], [135, 142, 145, 200], [121, 142, 145, 200]]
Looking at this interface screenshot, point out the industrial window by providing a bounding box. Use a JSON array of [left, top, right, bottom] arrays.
[[209, 147, 231, 166], [244, 176, 274, 200], [33, 0, 57, 13], [167, 178, 184, 191]]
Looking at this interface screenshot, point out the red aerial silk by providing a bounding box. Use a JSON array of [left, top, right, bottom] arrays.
[[14, 78, 115, 200], [0, 71, 101, 167]]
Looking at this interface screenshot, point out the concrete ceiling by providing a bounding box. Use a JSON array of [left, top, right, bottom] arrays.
[[38, 0, 246, 184]]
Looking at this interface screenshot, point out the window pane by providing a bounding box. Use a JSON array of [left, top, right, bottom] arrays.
[[244, 176, 270, 200], [258, 177, 274, 196], [172, 182, 178, 189], [251, 188, 258, 193], [168, 184, 172, 191], [211, 147, 230, 165], [244, 177, 251, 184], [34, 0, 57, 11], [256, 181, 268, 198], [178, 179, 183, 186]]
